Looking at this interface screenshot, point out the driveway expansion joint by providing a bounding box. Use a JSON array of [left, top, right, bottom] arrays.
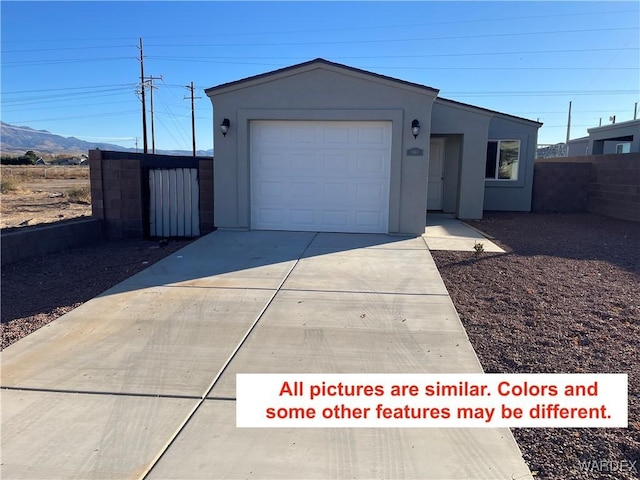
[[0, 385, 201, 400], [138, 232, 319, 480]]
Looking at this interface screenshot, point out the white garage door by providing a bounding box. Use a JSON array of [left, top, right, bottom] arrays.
[[251, 120, 392, 233]]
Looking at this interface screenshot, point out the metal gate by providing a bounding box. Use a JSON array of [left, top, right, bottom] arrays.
[[149, 168, 200, 237]]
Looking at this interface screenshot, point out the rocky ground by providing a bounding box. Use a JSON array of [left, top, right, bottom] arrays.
[[432, 212, 639, 480], [1, 238, 192, 348], [1, 212, 638, 479]]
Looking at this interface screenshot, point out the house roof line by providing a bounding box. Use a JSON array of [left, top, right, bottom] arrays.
[[587, 118, 640, 133], [205, 58, 440, 96], [435, 97, 542, 127], [205, 57, 541, 127]]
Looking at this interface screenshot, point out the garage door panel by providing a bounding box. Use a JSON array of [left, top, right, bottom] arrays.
[[289, 153, 317, 173], [356, 211, 385, 228], [290, 209, 316, 226], [255, 208, 284, 225], [251, 121, 391, 233], [290, 126, 317, 143], [255, 153, 286, 171], [290, 181, 317, 196], [323, 153, 351, 174], [323, 210, 349, 227], [323, 127, 350, 143], [323, 182, 348, 200], [357, 126, 387, 144], [256, 181, 285, 199], [256, 125, 288, 143], [356, 152, 387, 176], [356, 183, 385, 203]]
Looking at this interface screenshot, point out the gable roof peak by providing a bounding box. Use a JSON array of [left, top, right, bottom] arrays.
[[205, 58, 439, 96]]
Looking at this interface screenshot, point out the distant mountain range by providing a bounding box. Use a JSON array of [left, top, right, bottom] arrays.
[[0, 122, 213, 157]]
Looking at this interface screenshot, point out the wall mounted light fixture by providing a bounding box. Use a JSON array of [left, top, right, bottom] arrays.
[[411, 119, 420, 139], [220, 118, 230, 137]]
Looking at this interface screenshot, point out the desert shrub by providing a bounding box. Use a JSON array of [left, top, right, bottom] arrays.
[[0, 178, 19, 194], [65, 186, 91, 204]]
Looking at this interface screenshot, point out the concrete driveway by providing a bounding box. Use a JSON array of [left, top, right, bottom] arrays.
[[1, 230, 531, 479]]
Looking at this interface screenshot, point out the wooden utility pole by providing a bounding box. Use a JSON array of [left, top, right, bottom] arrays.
[[138, 38, 148, 154], [184, 82, 201, 157], [565, 101, 572, 144], [145, 75, 163, 154]]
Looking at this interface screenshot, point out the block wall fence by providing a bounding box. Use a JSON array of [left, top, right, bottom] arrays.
[[89, 150, 214, 239], [532, 153, 640, 223]]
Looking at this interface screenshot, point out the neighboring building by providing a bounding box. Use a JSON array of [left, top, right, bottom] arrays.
[[536, 143, 567, 159], [205, 58, 541, 235], [566, 137, 589, 157], [567, 119, 640, 156]]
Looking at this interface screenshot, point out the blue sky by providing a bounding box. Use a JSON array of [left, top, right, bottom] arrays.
[[1, 1, 639, 152]]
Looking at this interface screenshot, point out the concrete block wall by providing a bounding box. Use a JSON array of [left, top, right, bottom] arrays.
[[90, 150, 214, 239], [532, 161, 592, 213], [588, 156, 640, 222], [199, 159, 215, 235], [532, 153, 640, 222], [1, 218, 103, 266]]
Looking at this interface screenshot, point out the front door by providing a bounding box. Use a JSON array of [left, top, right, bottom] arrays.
[[427, 137, 445, 210]]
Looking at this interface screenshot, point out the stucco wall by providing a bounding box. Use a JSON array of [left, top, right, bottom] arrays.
[[483, 115, 539, 212], [431, 101, 491, 219], [588, 120, 640, 155], [208, 64, 437, 235]]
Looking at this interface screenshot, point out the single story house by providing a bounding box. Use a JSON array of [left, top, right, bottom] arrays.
[[567, 119, 640, 156], [205, 58, 541, 235]]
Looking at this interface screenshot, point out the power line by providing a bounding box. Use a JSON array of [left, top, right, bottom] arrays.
[[2, 83, 138, 95], [7, 110, 140, 124], [147, 26, 638, 48], [147, 47, 638, 62], [147, 56, 637, 71], [2, 57, 134, 68]]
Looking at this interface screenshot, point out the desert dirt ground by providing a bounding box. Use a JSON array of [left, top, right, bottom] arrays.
[[1, 169, 92, 228]]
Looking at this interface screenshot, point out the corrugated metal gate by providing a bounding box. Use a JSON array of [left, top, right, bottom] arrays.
[[149, 168, 200, 237]]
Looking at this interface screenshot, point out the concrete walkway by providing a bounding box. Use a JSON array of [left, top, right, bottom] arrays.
[[1, 230, 529, 479], [424, 215, 505, 252]]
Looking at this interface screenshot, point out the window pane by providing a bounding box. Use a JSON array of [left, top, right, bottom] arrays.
[[485, 141, 497, 178], [616, 143, 631, 154], [498, 140, 519, 180]]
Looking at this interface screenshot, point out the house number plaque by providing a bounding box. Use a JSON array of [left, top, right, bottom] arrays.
[[406, 147, 424, 156]]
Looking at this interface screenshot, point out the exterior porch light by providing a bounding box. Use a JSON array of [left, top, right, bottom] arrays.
[[220, 118, 230, 136], [411, 119, 420, 139]]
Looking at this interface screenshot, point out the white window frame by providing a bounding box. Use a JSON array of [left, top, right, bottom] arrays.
[[486, 139, 521, 181], [615, 142, 631, 154]]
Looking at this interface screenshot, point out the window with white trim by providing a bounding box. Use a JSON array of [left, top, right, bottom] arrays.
[[485, 140, 520, 180], [616, 142, 631, 154]]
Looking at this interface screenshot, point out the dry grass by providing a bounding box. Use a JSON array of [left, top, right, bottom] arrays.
[[0, 165, 89, 181], [1, 178, 21, 194], [65, 186, 91, 204]]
